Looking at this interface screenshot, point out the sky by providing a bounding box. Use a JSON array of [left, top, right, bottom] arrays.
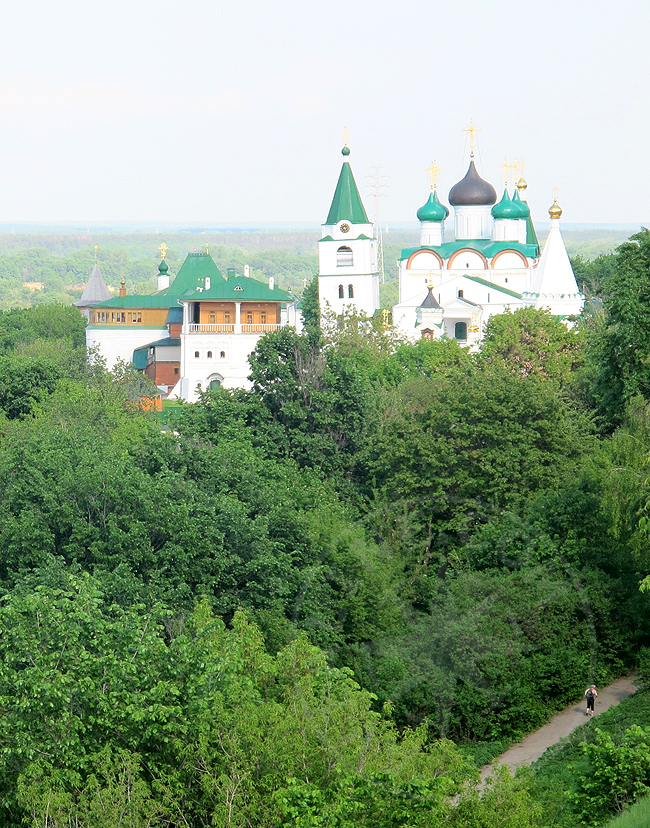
[[0, 0, 646, 225]]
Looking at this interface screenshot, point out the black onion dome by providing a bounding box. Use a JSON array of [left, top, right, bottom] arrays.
[[448, 160, 497, 206]]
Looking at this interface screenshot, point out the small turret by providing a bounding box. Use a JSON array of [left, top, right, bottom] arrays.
[[157, 242, 170, 290]]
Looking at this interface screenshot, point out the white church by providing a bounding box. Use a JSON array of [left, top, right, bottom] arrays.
[[318, 138, 584, 346]]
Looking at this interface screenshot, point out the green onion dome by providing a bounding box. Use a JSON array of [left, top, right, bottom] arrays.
[[342, 146, 350, 156], [158, 259, 169, 275], [417, 189, 449, 222], [512, 187, 530, 218], [491, 187, 521, 219]]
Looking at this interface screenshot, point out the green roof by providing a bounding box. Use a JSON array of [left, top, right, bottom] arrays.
[[465, 275, 523, 299], [91, 295, 179, 309], [417, 189, 449, 222], [184, 275, 291, 302], [491, 187, 521, 220], [159, 252, 226, 298], [512, 188, 530, 219], [400, 239, 539, 261], [525, 211, 539, 249], [325, 161, 369, 225]]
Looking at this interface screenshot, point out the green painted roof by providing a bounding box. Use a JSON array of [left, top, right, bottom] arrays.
[[325, 161, 369, 225], [525, 211, 539, 250], [512, 188, 530, 219], [184, 275, 291, 302], [91, 295, 179, 309], [400, 239, 538, 260], [492, 187, 521, 220], [159, 252, 226, 298], [417, 189, 449, 222], [465, 275, 523, 299]]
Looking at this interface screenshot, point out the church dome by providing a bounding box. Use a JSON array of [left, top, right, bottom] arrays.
[[491, 187, 520, 219], [449, 160, 497, 206], [159, 259, 169, 275], [549, 198, 562, 219], [512, 188, 530, 218], [417, 189, 449, 222]]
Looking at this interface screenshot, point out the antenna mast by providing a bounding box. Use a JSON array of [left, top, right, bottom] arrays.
[[367, 165, 388, 283]]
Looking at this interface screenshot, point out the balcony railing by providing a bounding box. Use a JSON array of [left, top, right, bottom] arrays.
[[188, 324, 235, 333], [241, 324, 280, 333], [187, 323, 280, 334]]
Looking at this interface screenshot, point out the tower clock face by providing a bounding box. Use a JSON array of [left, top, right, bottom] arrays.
[[340, 222, 350, 233]]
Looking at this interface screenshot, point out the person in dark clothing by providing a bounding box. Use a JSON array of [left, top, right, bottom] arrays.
[[585, 684, 597, 716]]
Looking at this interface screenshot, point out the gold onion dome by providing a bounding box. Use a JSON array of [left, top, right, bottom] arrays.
[[516, 175, 528, 191], [549, 198, 563, 219]]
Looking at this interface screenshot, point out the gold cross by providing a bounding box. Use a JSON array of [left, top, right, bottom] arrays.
[[205, 243, 210, 255], [501, 157, 510, 185], [426, 160, 442, 190], [553, 186, 559, 201], [158, 242, 168, 260], [94, 243, 98, 261], [514, 157, 525, 179], [342, 126, 350, 147], [463, 119, 481, 157]]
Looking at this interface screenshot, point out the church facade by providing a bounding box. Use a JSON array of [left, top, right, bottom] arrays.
[[392, 153, 583, 346], [317, 140, 583, 346]]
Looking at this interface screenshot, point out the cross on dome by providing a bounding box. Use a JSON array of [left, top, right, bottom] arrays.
[[463, 119, 481, 158], [426, 160, 442, 190]]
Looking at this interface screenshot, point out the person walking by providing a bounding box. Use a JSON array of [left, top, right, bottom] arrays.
[[585, 684, 598, 716]]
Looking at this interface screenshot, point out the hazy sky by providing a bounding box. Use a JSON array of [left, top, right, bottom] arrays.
[[0, 0, 646, 225]]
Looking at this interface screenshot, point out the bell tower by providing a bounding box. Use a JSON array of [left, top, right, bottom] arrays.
[[318, 135, 380, 317]]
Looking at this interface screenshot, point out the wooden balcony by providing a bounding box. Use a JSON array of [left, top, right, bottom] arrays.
[[188, 324, 235, 333], [241, 324, 280, 333]]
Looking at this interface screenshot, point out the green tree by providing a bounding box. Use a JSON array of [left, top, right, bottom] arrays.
[[477, 306, 585, 386], [588, 229, 650, 429]]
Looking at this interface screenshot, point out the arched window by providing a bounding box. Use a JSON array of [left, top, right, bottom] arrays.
[[348, 284, 354, 298], [336, 246, 353, 267], [209, 379, 221, 390], [454, 322, 468, 341], [194, 351, 200, 358], [458, 289, 464, 298], [338, 285, 344, 298], [220, 351, 225, 358], [207, 351, 213, 358]]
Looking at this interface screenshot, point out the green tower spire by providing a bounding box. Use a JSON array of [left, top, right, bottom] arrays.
[[325, 147, 369, 225]]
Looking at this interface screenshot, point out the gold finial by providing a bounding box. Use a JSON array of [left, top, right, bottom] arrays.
[[549, 188, 562, 219], [94, 243, 98, 262], [342, 126, 350, 147], [158, 242, 168, 260], [426, 160, 442, 190], [205, 243, 210, 255], [382, 308, 389, 328], [426, 273, 435, 289], [514, 158, 527, 190], [463, 118, 481, 158]]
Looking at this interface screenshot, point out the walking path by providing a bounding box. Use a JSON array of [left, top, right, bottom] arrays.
[[480, 673, 640, 782]]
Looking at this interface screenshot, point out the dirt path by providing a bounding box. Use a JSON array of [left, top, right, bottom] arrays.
[[480, 673, 640, 782]]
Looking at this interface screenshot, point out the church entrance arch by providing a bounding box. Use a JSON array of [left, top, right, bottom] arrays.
[[454, 321, 467, 340], [206, 373, 224, 390]]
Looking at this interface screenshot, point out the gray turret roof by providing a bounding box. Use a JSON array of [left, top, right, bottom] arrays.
[[420, 286, 442, 308], [75, 263, 111, 305]]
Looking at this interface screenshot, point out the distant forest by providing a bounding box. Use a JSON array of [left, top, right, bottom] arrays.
[[0, 227, 634, 308]]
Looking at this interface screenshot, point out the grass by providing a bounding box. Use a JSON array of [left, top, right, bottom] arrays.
[[520, 688, 650, 827], [602, 793, 650, 828]]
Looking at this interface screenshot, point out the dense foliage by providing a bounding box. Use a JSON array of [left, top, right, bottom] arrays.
[[2, 229, 650, 824]]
